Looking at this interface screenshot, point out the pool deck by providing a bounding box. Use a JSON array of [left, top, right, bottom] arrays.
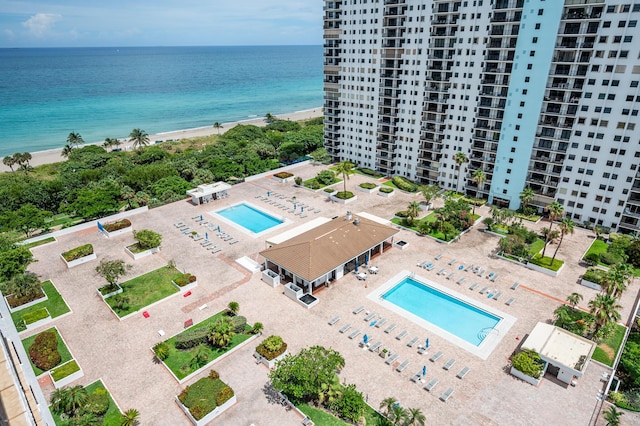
[[21, 161, 639, 425]]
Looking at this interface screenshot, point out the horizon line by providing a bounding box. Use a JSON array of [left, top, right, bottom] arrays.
[[0, 44, 323, 50]]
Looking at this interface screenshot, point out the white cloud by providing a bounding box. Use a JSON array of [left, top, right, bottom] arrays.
[[3, 29, 15, 39], [22, 13, 61, 37]]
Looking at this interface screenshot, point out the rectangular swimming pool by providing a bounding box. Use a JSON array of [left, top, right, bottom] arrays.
[[382, 277, 500, 346], [216, 203, 283, 234]]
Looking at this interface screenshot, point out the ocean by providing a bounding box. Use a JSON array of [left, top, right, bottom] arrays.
[[0, 45, 323, 157]]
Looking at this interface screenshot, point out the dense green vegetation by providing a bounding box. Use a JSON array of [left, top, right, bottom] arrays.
[[22, 327, 73, 376], [50, 380, 126, 425], [10, 280, 71, 332], [178, 371, 234, 420]]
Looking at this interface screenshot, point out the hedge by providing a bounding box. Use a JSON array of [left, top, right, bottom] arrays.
[[103, 219, 131, 232], [392, 176, 417, 192], [61, 244, 94, 262], [175, 327, 210, 350]]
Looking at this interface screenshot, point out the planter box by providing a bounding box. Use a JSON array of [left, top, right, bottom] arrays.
[[125, 245, 160, 260], [50, 361, 84, 389], [97, 285, 123, 300], [419, 203, 433, 211], [378, 190, 395, 198], [24, 308, 52, 332], [273, 176, 294, 184], [325, 191, 336, 198], [580, 278, 602, 291], [256, 349, 288, 369], [5, 291, 48, 313], [394, 240, 409, 250], [525, 261, 563, 277], [357, 186, 378, 194], [61, 252, 97, 268], [103, 226, 132, 238], [176, 394, 237, 426], [483, 229, 508, 239], [171, 279, 198, 293], [510, 366, 542, 386], [261, 270, 281, 287], [330, 194, 358, 204]]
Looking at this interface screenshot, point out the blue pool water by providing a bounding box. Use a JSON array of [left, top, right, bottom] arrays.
[[217, 203, 283, 234], [382, 277, 500, 346]]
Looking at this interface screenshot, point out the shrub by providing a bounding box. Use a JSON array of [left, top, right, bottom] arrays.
[[208, 370, 220, 380], [28, 330, 61, 371], [274, 172, 294, 179], [379, 186, 394, 194], [251, 322, 264, 334], [61, 244, 94, 262], [175, 327, 210, 350], [316, 170, 337, 186], [359, 182, 376, 190], [395, 210, 409, 218], [133, 229, 162, 250], [334, 191, 354, 200], [189, 404, 208, 420], [174, 273, 196, 287], [585, 252, 601, 264], [216, 386, 234, 406], [153, 342, 170, 360], [511, 349, 544, 379], [359, 167, 382, 177], [391, 176, 417, 192], [294, 176, 303, 186], [256, 335, 287, 360], [600, 251, 622, 265], [103, 219, 131, 232], [324, 188, 335, 193], [583, 267, 607, 284], [84, 388, 110, 415], [231, 315, 247, 333]]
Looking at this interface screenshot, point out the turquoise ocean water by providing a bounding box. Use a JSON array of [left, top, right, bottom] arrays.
[[0, 45, 323, 157]]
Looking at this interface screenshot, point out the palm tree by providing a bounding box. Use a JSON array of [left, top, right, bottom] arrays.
[[453, 152, 469, 193], [2, 155, 17, 171], [103, 137, 121, 150], [129, 128, 150, 150], [66, 131, 84, 148], [405, 407, 426, 426], [519, 187, 535, 211], [66, 385, 88, 416], [213, 122, 223, 134], [419, 184, 440, 209], [551, 217, 575, 264], [542, 201, 564, 257], [334, 160, 354, 195], [588, 294, 622, 338], [265, 113, 275, 123], [541, 229, 560, 259], [189, 344, 209, 370], [406, 201, 421, 226], [61, 144, 74, 158], [471, 169, 486, 215], [120, 408, 141, 426], [604, 405, 624, 426], [16, 152, 32, 174], [379, 397, 398, 418], [50, 387, 71, 415], [603, 264, 633, 299], [208, 317, 235, 348], [317, 375, 342, 406], [566, 292, 583, 309], [389, 405, 408, 426], [227, 301, 239, 315]]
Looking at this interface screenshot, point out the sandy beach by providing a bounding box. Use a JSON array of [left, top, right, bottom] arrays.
[[0, 107, 323, 172]]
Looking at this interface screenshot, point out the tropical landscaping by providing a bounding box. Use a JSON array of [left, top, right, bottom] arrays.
[[9, 280, 70, 332], [22, 327, 73, 376]]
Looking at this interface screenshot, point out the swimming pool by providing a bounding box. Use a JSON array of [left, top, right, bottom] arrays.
[[382, 277, 499, 346], [216, 203, 284, 234]]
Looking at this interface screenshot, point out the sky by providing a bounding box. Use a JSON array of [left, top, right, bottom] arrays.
[[0, 1, 323, 47]]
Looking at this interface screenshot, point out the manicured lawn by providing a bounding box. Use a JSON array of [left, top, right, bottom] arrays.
[[11, 281, 71, 332], [592, 324, 626, 367], [50, 360, 80, 381], [392, 211, 477, 243], [528, 239, 546, 256], [303, 177, 342, 190], [50, 379, 123, 426], [515, 212, 542, 222], [162, 311, 254, 380], [22, 327, 73, 376], [529, 254, 564, 271], [21, 237, 56, 250], [583, 238, 609, 265], [298, 403, 386, 426], [105, 266, 181, 317]]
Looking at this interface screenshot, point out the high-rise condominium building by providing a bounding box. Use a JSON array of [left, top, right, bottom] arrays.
[[323, 0, 640, 233]]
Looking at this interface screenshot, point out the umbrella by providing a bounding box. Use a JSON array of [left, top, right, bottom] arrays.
[[365, 253, 369, 265], [458, 265, 464, 270], [205, 232, 209, 240], [294, 203, 297, 210], [217, 225, 221, 233], [425, 338, 430, 348], [301, 206, 304, 213], [267, 191, 270, 197], [200, 214, 203, 221], [355, 260, 359, 272], [363, 334, 369, 344], [370, 320, 377, 327], [423, 365, 427, 376]]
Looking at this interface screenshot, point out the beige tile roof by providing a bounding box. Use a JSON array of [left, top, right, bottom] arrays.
[[259, 215, 398, 282]]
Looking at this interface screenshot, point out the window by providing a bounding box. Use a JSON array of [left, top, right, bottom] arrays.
[[530, 51, 535, 57], [603, 21, 611, 28], [624, 36, 633, 43]]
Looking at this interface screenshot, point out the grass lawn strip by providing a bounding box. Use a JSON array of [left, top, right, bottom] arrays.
[[583, 239, 609, 265], [529, 254, 564, 272], [105, 266, 181, 317], [22, 237, 56, 250], [22, 307, 50, 324], [50, 379, 123, 426], [11, 281, 71, 331], [528, 239, 546, 256], [22, 327, 73, 376], [298, 403, 386, 426], [592, 324, 626, 367], [162, 311, 254, 380], [50, 359, 80, 381]]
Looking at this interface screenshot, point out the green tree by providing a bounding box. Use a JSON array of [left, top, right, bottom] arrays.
[[67, 132, 85, 148], [16, 152, 33, 174], [471, 169, 486, 215], [61, 144, 74, 158], [589, 294, 622, 339], [330, 383, 365, 423], [542, 201, 564, 257], [566, 292, 583, 309], [50, 385, 88, 417], [317, 375, 342, 406], [519, 187, 535, 210], [120, 408, 141, 426], [95, 259, 131, 290], [602, 264, 633, 299], [0, 246, 33, 282], [208, 317, 235, 348], [334, 161, 354, 195], [213, 122, 223, 134], [133, 229, 162, 250], [189, 344, 209, 370], [153, 342, 169, 361], [3, 155, 17, 171], [129, 128, 150, 150], [405, 407, 426, 426], [604, 405, 624, 426], [551, 217, 575, 264], [406, 201, 421, 226], [0, 203, 52, 237], [265, 112, 275, 123], [453, 152, 468, 193], [65, 181, 121, 219], [227, 301, 240, 315], [419, 184, 440, 208], [309, 147, 331, 164], [1, 272, 41, 299], [269, 346, 345, 402], [379, 397, 398, 419]]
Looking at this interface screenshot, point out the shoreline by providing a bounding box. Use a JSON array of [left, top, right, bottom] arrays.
[[0, 107, 323, 172]]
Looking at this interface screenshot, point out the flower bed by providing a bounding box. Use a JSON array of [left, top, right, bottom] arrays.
[[5, 288, 48, 313], [273, 172, 294, 183], [378, 186, 394, 197], [11, 281, 71, 333], [171, 273, 198, 292], [61, 244, 96, 268], [102, 218, 132, 237], [50, 360, 83, 388], [255, 335, 288, 368], [125, 243, 160, 260], [22, 327, 73, 376], [331, 192, 357, 204], [357, 183, 378, 193], [176, 372, 236, 425]]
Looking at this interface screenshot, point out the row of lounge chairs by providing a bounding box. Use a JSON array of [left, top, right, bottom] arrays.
[[175, 220, 225, 254], [256, 194, 321, 218]]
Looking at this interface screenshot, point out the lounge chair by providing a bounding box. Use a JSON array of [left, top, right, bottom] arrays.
[[477, 268, 485, 277], [426, 264, 435, 271], [429, 351, 443, 362], [174, 222, 186, 227], [446, 273, 455, 280], [443, 358, 456, 370], [364, 312, 376, 321], [456, 367, 470, 379], [417, 261, 427, 268], [439, 388, 454, 402], [418, 346, 428, 355], [384, 324, 396, 334], [385, 353, 399, 365], [375, 318, 387, 328], [437, 269, 446, 276], [448, 258, 457, 266], [479, 286, 489, 294], [456, 277, 466, 285], [407, 337, 418, 348], [348, 330, 361, 339], [201, 241, 212, 247], [369, 341, 382, 352], [352, 305, 365, 314], [314, 209, 321, 214], [211, 248, 222, 254], [411, 372, 422, 383], [229, 239, 239, 245], [193, 235, 203, 241], [468, 283, 478, 290], [396, 360, 409, 372], [505, 297, 516, 306], [493, 292, 502, 301], [434, 254, 443, 260], [424, 378, 439, 392], [491, 274, 499, 282], [486, 272, 494, 279], [511, 281, 520, 290], [464, 264, 474, 272], [300, 214, 308, 218], [339, 323, 351, 333], [328, 316, 340, 325], [223, 236, 233, 242], [396, 330, 408, 340]]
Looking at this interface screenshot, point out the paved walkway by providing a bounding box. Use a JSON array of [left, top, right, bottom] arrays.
[[21, 162, 639, 425]]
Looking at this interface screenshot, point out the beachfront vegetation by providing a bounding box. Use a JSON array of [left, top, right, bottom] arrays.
[[0, 233, 33, 282]]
